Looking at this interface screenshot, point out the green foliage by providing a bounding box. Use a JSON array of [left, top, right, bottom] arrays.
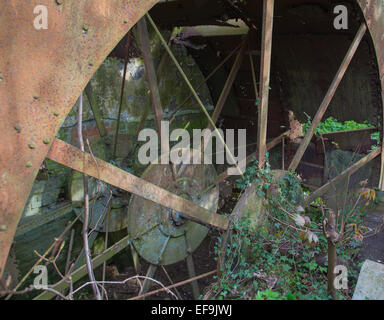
[[211, 157, 364, 300]]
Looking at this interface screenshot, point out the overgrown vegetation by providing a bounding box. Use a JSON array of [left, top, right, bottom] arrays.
[[302, 115, 380, 148], [209, 156, 373, 300]]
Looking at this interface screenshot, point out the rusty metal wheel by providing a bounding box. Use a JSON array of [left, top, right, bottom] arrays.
[[1, 0, 384, 301]]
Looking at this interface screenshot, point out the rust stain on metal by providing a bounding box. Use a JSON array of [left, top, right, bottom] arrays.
[[0, 0, 160, 276]]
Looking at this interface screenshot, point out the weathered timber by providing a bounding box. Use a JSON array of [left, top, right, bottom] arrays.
[[47, 138, 229, 230], [137, 17, 164, 138], [257, 0, 275, 169]]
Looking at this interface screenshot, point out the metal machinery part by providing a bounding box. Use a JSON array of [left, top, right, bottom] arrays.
[[1, 0, 384, 300], [128, 148, 219, 266]]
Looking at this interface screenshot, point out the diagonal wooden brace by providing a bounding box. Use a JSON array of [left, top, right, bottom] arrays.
[[47, 139, 229, 230]]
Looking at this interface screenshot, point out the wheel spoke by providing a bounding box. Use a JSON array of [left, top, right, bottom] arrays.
[[139, 264, 158, 296], [304, 147, 380, 205], [210, 36, 247, 126], [177, 41, 245, 113], [146, 12, 243, 177], [257, 0, 275, 169], [161, 266, 183, 300], [288, 23, 367, 171], [131, 244, 141, 274], [113, 34, 132, 159], [137, 17, 164, 143]]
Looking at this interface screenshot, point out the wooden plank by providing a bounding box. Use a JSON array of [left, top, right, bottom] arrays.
[[177, 41, 244, 112], [139, 264, 157, 297], [257, 0, 275, 169], [47, 139, 229, 230], [305, 147, 380, 205], [288, 23, 367, 171], [34, 235, 131, 300]]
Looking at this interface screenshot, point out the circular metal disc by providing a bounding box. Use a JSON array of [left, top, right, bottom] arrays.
[[128, 148, 219, 266]]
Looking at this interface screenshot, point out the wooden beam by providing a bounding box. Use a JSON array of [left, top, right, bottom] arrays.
[[186, 254, 200, 300], [47, 138, 229, 230], [257, 0, 275, 169], [137, 17, 164, 138], [288, 23, 367, 171], [177, 41, 244, 112], [305, 147, 380, 205], [139, 264, 157, 298], [113, 35, 132, 159]]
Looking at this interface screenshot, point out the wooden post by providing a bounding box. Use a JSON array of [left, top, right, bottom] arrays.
[[257, 0, 275, 168], [288, 23, 367, 171]]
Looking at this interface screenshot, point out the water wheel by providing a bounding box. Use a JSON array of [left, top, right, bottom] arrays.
[[1, 0, 384, 300]]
